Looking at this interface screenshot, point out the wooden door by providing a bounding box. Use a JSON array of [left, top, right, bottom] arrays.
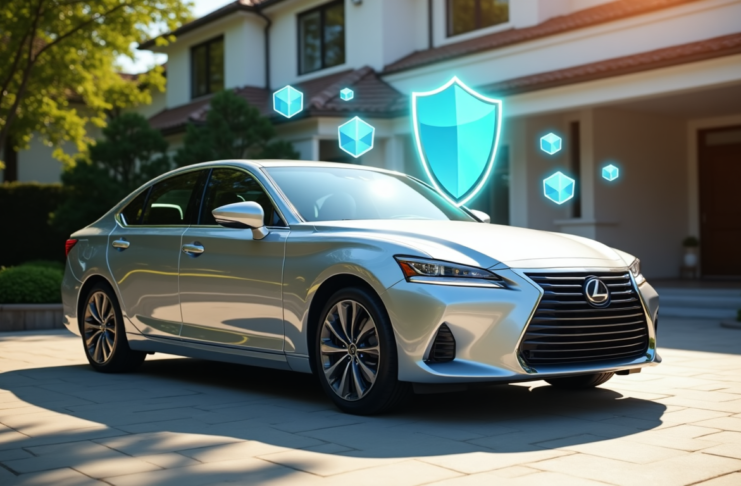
[[698, 126, 741, 277]]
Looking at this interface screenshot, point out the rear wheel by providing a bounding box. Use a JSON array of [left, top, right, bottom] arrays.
[[314, 287, 410, 415], [81, 282, 146, 373], [546, 372, 614, 389]]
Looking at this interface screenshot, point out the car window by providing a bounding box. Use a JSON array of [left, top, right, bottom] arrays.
[[140, 170, 202, 226], [200, 169, 285, 227], [265, 167, 476, 222], [120, 188, 150, 225]]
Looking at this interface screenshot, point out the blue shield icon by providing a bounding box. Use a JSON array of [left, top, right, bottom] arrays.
[[412, 77, 502, 206]]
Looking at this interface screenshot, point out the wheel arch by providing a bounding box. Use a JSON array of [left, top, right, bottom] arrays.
[[76, 274, 117, 333]]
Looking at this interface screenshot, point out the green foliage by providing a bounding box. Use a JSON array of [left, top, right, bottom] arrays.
[[0, 182, 68, 267], [51, 113, 171, 235], [682, 236, 700, 247], [175, 90, 299, 166], [20, 260, 66, 273], [0, 0, 192, 166], [0, 266, 63, 304]]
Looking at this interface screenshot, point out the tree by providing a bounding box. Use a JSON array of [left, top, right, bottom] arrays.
[[51, 113, 171, 235], [0, 0, 192, 167], [175, 90, 299, 166]]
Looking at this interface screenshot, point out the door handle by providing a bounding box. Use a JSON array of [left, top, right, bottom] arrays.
[[112, 239, 130, 250], [182, 242, 205, 255]]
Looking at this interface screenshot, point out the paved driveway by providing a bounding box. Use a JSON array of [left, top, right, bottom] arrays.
[[0, 318, 740, 486]]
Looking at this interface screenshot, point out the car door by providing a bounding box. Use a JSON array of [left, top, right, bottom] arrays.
[[178, 167, 288, 351], [108, 169, 205, 338]]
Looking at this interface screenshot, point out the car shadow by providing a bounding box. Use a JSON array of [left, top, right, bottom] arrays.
[[0, 358, 667, 482]]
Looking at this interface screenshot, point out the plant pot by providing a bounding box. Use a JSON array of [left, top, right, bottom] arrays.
[[683, 247, 699, 267]]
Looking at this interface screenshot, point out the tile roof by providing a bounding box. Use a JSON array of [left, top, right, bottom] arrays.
[[148, 66, 407, 133], [384, 0, 703, 74], [480, 32, 741, 96]]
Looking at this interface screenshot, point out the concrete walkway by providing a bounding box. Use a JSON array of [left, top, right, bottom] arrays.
[[0, 319, 740, 486]]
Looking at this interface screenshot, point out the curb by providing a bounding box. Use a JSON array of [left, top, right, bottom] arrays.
[[720, 321, 741, 330], [0, 304, 64, 332]]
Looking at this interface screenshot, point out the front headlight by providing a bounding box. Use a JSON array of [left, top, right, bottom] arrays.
[[629, 258, 646, 286], [395, 256, 504, 288]]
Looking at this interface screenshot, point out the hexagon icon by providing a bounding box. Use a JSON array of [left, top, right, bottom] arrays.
[[543, 171, 575, 205], [602, 164, 619, 181], [273, 85, 303, 118], [540, 132, 562, 155], [338, 117, 375, 158], [340, 88, 354, 101]]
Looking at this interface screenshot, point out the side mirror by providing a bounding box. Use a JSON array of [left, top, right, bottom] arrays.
[[470, 209, 491, 224], [212, 202, 269, 240]]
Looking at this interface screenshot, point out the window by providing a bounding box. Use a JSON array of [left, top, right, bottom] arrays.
[[120, 189, 150, 225], [200, 169, 285, 227], [298, 1, 345, 75], [447, 0, 509, 37], [140, 171, 203, 226], [191, 36, 224, 98], [265, 167, 476, 222]]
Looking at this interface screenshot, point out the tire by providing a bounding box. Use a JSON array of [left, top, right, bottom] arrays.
[[314, 287, 410, 415], [80, 282, 146, 373], [546, 372, 614, 389]]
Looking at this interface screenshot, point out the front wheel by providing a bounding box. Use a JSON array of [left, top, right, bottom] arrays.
[[81, 282, 146, 373], [546, 372, 614, 389], [314, 287, 410, 415]]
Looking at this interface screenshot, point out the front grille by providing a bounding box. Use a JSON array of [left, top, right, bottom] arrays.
[[426, 324, 456, 363], [520, 272, 649, 367]]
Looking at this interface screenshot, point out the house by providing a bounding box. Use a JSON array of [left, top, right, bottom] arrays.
[[5, 0, 741, 279]]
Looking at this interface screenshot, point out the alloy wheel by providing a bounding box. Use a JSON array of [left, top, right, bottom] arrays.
[[83, 291, 117, 364], [320, 299, 380, 401]]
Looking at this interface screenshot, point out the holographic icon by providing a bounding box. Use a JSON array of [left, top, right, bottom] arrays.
[[273, 85, 303, 118], [340, 88, 354, 101], [338, 117, 375, 158], [412, 77, 502, 206], [540, 133, 562, 155], [543, 171, 575, 205], [602, 164, 619, 181]]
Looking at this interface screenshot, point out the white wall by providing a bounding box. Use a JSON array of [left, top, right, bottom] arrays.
[[161, 13, 266, 108]]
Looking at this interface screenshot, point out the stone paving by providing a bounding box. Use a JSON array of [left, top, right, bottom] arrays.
[[0, 318, 740, 485]]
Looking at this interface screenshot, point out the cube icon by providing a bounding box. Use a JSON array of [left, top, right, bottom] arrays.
[[273, 85, 303, 118], [340, 88, 354, 101], [338, 117, 375, 158], [602, 164, 619, 181], [540, 132, 562, 155], [543, 171, 575, 205]]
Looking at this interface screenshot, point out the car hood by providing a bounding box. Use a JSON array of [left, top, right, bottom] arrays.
[[310, 220, 628, 269]]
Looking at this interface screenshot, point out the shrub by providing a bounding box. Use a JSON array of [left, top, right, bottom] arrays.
[[0, 266, 63, 304], [0, 182, 68, 267], [20, 260, 65, 273]]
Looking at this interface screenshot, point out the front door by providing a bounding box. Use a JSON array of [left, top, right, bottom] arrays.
[[108, 169, 205, 337], [178, 168, 288, 351], [699, 126, 741, 276]]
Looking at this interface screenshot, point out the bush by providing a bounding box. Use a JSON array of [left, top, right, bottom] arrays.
[[0, 266, 63, 304], [0, 182, 69, 267], [20, 260, 66, 272]]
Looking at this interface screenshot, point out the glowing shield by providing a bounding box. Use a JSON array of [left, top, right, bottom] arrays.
[[412, 77, 502, 206]]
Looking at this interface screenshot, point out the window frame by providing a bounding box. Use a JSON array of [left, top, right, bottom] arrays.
[[446, 0, 509, 38], [296, 0, 346, 76], [116, 168, 207, 228], [194, 167, 289, 229], [190, 35, 225, 99]]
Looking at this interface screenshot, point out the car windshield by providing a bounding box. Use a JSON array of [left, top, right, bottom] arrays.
[[265, 166, 476, 222]]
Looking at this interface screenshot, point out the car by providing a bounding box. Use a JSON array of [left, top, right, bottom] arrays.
[[62, 160, 660, 415]]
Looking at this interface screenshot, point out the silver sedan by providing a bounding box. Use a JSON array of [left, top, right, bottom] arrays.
[[62, 160, 660, 414]]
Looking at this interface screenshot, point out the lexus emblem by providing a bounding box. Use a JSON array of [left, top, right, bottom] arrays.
[[584, 278, 610, 307]]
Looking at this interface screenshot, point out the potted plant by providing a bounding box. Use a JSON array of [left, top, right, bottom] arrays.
[[682, 236, 700, 267]]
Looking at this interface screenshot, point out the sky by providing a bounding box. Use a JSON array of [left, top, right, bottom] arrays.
[[116, 0, 235, 74]]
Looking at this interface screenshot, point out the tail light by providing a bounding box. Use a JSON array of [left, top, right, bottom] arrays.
[[65, 239, 78, 258]]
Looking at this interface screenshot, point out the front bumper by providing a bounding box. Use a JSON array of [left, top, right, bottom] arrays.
[[383, 268, 660, 383]]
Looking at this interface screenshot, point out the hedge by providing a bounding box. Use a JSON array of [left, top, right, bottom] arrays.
[[0, 264, 63, 304], [0, 182, 69, 267]]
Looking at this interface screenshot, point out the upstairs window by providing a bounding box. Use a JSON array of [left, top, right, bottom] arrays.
[[191, 36, 224, 98], [298, 1, 345, 75], [448, 0, 509, 37]]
